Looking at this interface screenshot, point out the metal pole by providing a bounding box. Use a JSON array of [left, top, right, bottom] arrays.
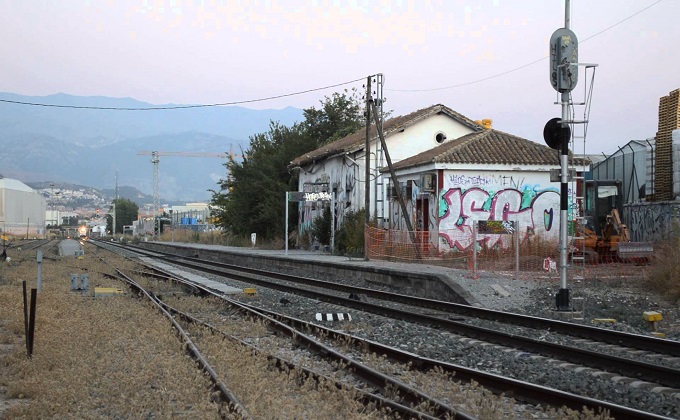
[[22, 281, 28, 351], [27, 288, 37, 358], [285, 192, 289, 256], [113, 172, 118, 237], [331, 194, 335, 255], [472, 220, 478, 279], [113, 202, 116, 236], [364, 76, 372, 260], [557, 92, 570, 310], [36, 250, 43, 293], [515, 219, 520, 280], [555, 0, 572, 311]]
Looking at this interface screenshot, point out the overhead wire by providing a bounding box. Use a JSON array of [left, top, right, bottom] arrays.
[[387, 0, 663, 93], [0, 1, 663, 108], [0, 76, 369, 111]]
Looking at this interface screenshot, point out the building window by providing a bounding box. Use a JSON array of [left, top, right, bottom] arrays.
[[435, 132, 447, 144]]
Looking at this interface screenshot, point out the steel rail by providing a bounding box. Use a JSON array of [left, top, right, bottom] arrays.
[[122, 242, 680, 358], [135, 254, 671, 420], [93, 241, 678, 418], [145, 254, 680, 389], [251, 306, 672, 420], [148, 270, 475, 420], [95, 256, 252, 418], [180, 253, 680, 357], [156, 299, 444, 420]]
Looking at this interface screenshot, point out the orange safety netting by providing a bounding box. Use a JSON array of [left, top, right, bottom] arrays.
[[364, 225, 652, 280]]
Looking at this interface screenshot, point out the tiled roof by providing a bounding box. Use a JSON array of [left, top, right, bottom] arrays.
[[289, 104, 483, 167], [386, 129, 563, 171]]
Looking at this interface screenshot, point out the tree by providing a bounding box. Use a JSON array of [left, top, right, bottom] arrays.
[[210, 91, 364, 242], [302, 89, 364, 145], [106, 198, 139, 234]]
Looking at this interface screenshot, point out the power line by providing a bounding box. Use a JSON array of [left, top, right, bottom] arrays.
[[0, 76, 367, 110], [388, 0, 664, 93]]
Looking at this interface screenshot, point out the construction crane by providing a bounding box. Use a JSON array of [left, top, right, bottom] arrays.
[[137, 151, 229, 158], [136, 150, 242, 238]]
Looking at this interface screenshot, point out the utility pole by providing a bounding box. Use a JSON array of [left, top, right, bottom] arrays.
[[364, 76, 372, 260], [373, 74, 385, 223]]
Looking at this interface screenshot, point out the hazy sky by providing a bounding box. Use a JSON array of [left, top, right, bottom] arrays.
[[1, 0, 678, 155]]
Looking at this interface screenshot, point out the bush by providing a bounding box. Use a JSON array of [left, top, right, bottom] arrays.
[[311, 206, 332, 246], [336, 209, 365, 257]]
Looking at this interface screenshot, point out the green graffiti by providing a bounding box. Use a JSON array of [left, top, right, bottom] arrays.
[[438, 191, 448, 218], [482, 190, 495, 211], [521, 188, 536, 209]]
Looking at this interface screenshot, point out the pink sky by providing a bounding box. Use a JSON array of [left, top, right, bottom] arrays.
[[1, 0, 677, 155]]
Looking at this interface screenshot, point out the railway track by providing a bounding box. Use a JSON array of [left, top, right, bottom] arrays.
[[5, 238, 59, 252], [92, 245, 476, 419], [90, 240, 680, 418], [116, 243, 680, 382]]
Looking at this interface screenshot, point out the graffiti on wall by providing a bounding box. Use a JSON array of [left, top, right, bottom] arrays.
[[438, 186, 560, 251], [625, 203, 680, 242], [298, 164, 360, 233], [449, 174, 527, 189]]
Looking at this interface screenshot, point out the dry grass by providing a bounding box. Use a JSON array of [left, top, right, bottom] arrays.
[[0, 246, 221, 418], [0, 244, 390, 419], [190, 326, 381, 419], [0, 242, 622, 419], [645, 239, 680, 304]]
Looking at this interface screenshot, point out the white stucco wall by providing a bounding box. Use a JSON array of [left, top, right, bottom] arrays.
[[383, 114, 473, 162], [297, 114, 477, 231]]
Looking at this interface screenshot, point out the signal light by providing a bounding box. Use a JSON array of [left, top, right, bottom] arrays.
[[543, 117, 570, 150]]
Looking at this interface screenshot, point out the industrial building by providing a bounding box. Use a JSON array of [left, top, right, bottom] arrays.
[[0, 176, 47, 237], [590, 89, 680, 242]]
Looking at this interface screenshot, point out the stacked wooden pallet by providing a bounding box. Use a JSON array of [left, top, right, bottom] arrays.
[[654, 89, 680, 201]]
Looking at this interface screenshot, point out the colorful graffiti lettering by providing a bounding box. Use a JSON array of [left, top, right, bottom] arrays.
[[438, 187, 560, 251]]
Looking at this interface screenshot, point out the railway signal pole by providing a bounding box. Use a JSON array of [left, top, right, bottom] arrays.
[[547, 0, 578, 311]]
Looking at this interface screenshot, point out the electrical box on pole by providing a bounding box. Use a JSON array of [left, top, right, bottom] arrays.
[[550, 28, 578, 93]]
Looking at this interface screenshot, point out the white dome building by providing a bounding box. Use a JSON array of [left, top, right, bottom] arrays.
[[0, 176, 47, 237]]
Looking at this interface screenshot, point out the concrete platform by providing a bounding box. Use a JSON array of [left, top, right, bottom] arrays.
[[139, 257, 243, 295], [138, 243, 480, 306]]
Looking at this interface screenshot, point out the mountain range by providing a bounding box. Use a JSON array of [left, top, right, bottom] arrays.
[[0, 92, 304, 201]]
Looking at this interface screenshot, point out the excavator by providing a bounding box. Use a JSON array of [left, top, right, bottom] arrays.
[[574, 180, 653, 263]]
